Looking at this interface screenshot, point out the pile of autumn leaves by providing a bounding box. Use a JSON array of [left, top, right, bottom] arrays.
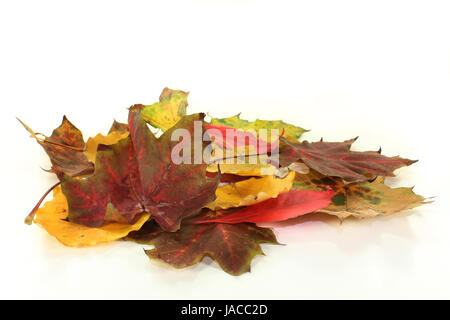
[[20, 88, 428, 276]]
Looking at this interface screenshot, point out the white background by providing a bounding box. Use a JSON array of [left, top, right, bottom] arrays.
[[1, 0, 449, 299]]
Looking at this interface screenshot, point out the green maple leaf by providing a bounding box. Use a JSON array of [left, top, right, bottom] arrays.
[[211, 113, 307, 142], [139, 87, 189, 131]]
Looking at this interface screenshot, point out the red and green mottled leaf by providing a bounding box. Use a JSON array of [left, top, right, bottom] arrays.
[[195, 189, 334, 224], [293, 170, 429, 219], [273, 137, 416, 182], [140, 87, 189, 131], [61, 108, 219, 231], [18, 116, 94, 179], [62, 136, 143, 226], [128, 220, 279, 276]]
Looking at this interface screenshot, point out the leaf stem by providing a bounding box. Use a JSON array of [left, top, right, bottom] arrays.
[[207, 153, 269, 165], [24, 182, 61, 225], [17, 117, 85, 152]]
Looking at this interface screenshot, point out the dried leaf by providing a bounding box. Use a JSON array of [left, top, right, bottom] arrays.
[[207, 171, 295, 210], [84, 130, 129, 163], [196, 188, 334, 224], [34, 186, 150, 247], [293, 171, 429, 219], [210, 114, 307, 142], [140, 87, 189, 131], [207, 159, 276, 177], [205, 124, 279, 153], [129, 221, 279, 276], [108, 120, 129, 134], [18, 116, 94, 178], [61, 108, 219, 231], [20, 87, 428, 276], [274, 137, 416, 182]]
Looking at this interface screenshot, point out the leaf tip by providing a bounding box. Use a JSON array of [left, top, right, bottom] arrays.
[[16, 117, 36, 137], [128, 104, 145, 112]]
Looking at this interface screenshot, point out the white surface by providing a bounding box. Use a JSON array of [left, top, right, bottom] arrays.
[[1, 0, 449, 299]]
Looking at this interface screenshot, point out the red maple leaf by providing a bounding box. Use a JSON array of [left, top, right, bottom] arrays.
[[128, 220, 280, 276], [194, 189, 334, 224], [61, 107, 219, 231]]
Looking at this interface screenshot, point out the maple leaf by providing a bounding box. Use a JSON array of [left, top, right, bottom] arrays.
[[23, 120, 130, 225], [206, 156, 276, 177], [206, 171, 295, 210], [205, 124, 280, 154], [293, 170, 429, 219], [196, 188, 334, 224], [61, 108, 219, 231], [137, 90, 290, 177], [18, 116, 94, 179], [273, 137, 417, 182], [33, 186, 150, 247], [128, 220, 279, 276], [84, 127, 129, 163], [140, 87, 189, 131], [210, 114, 307, 142], [108, 119, 129, 134], [205, 124, 279, 177]]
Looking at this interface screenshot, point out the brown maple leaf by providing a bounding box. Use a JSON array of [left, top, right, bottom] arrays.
[[272, 137, 416, 182], [18, 116, 94, 179], [108, 119, 129, 134], [293, 170, 429, 219]]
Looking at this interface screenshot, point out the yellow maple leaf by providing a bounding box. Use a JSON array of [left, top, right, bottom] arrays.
[[140, 88, 189, 131], [207, 163, 276, 176], [84, 131, 130, 163], [34, 186, 150, 247], [206, 149, 277, 176], [206, 171, 295, 210]]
